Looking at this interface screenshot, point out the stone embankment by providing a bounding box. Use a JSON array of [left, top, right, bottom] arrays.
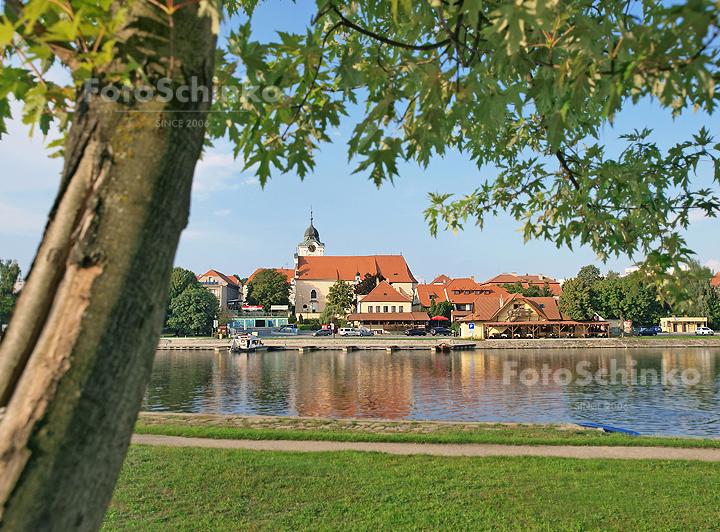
[[157, 336, 720, 351]]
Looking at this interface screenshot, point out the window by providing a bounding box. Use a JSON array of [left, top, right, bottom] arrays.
[[383, 306, 389, 313], [376, 305, 381, 313], [310, 289, 317, 300], [399, 306, 404, 313], [475, 290, 481, 295], [484, 290, 491, 295], [454, 290, 461, 295], [391, 306, 396, 313], [465, 290, 471, 295]]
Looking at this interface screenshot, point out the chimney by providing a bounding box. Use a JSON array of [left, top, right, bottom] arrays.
[[511, 272, 517, 276], [471, 275, 474, 281], [539, 274, 544, 280]]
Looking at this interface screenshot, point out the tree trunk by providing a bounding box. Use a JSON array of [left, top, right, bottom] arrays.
[[0, 2, 217, 530]]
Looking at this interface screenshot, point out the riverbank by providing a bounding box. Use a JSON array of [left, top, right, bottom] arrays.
[[104, 443, 720, 531], [157, 335, 720, 350], [136, 413, 720, 448]]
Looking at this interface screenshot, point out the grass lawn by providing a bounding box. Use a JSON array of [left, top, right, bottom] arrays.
[[102, 445, 720, 531], [135, 415, 720, 449]]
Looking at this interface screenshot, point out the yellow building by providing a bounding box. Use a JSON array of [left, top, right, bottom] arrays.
[[660, 316, 708, 333], [348, 281, 429, 332]]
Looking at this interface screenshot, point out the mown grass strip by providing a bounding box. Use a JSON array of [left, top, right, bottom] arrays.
[[134, 421, 720, 449], [103, 445, 720, 532]]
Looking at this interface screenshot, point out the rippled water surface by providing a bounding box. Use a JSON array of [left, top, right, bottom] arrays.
[[143, 347, 720, 437]]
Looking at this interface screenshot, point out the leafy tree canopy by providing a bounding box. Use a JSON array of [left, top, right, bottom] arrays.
[[326, 280, 355, 317], [246, 269, 290, 310], [166, 286, 219, 336], [0, 259, 21, 325], [169, 267, 201, 301], [428, 300, 453, 319], [354, 273, 385, 295], [558, 277, 596, 321], [577, 265, 603, 286], [2, 0, 719, 306]]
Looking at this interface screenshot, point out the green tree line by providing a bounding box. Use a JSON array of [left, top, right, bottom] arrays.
[[560, 264, 720, 328]]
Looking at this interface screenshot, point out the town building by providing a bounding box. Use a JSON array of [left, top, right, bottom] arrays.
[[711, 272, 720, 288], [458, 293, 607, 339], [292, 216, 418, 318], [415, 275, 509, 320], [660, 316, 708, 333], [347, 281, 429, 332], [482, 272, 562, 297], [197, 270, 241, 309]]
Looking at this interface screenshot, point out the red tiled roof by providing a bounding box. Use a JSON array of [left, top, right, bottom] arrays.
[[297, 255, 416, 283], [459, 293, 521, 321], [483, 273, 562, 296], [198, 270, 238, 287], [444, 278, 487, 304], [431, 274, 451, 284], [348, 312, 430, 322], [361, 281, 411, 303], [712, 273, 720, 288], [525, 297, 561, 320], [459, 294, 567, 323], [415, 284, 448, 307], [248, 268, 294, 283], [476, 283, 509, 297]]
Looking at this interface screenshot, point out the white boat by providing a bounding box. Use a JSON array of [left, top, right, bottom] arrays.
[[229, 334, 267, 352]]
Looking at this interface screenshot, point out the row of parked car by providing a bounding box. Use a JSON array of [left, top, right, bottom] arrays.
[[309, 327, 455, 337]]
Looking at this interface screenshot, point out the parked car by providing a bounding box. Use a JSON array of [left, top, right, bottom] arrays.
[[339, 328, 361, 336], [359, 329, 375, 336], [405, 328, 427, 336], [430, 327, 452, 336], [637, 327, 657, 336], [312, 328, 332, 336], [651, 326, 662, 333], [275, 325, 298, 333], [695, 327, 715, 336]]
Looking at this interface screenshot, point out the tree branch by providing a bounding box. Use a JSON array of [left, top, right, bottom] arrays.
[[329, 5, 451, 52], [556, 151, 580, 190], [5, 0, 80, 71]]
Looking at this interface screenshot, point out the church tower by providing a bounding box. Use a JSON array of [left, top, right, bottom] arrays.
[[298, 211, 325, 256]]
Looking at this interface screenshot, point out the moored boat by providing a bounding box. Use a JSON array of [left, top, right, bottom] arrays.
[[229, 334, 267, 352]]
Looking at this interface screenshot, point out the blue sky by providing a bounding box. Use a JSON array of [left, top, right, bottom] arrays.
[[1, 1, 718, 284]]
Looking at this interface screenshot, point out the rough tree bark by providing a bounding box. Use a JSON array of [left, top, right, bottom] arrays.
[[0, 2, 217, 530]]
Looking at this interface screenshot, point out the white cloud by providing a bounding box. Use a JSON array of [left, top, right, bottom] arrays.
[[705, 259, 720, 274], [214, 209, 231, 217]]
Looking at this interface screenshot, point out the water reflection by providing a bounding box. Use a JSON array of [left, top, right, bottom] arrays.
[[142, 347, 720, 437]]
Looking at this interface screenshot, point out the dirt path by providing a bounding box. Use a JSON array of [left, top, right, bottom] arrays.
[[131, 434, 720, 461]]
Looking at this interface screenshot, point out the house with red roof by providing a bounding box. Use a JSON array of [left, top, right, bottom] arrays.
[[347, 281, 429, 331], [197, 270, 241, 309], [415, 276, 508, 320], [482, 272, 562, 297], [458, 293, 607, 339]]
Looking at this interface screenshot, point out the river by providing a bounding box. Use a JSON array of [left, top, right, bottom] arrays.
[[142, 347, 720, 438]]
